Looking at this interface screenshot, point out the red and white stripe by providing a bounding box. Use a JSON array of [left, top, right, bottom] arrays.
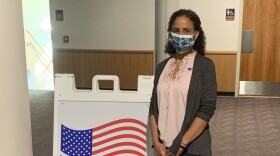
[[91, 118, 147, 156]]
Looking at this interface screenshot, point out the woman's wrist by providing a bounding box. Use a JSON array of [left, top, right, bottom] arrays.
[[180, 142, 188, 149], [152, 139, 161, 148], [152, 138, 160, 145]]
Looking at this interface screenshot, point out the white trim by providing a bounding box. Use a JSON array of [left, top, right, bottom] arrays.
[[235, 0, 244, 97]]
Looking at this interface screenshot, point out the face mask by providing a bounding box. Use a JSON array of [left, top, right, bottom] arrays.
[[168, 32, 195, 54]]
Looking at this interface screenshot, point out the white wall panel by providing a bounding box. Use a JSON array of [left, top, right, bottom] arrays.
[[179, 0, 240, 51], [50, 0, 155, 50]]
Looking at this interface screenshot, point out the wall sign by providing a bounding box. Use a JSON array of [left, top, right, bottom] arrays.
[[56, 10, 64, 21], [226, 9, 235, 21], [63, 35, 69, 43]]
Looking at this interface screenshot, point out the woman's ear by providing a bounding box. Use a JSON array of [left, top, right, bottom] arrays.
[[194, 31, 200, 40]]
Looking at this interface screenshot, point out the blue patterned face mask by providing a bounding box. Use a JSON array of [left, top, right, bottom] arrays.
[[168, 32, 195, 54]]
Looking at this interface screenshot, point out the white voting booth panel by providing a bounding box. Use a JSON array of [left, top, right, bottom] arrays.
[[53, 74, 154, 156]]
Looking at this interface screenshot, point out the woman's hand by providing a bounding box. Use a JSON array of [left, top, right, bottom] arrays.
[[166, 149, 175, 156], [153, 142, 168, 156], [175, 146, 185, 156], [165, 146, 184, 156]]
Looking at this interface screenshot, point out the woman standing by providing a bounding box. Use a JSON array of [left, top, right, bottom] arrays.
[[149, 9, 217, 156]]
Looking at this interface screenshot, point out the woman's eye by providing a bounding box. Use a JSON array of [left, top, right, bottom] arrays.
[[172, 29, 179, 33]]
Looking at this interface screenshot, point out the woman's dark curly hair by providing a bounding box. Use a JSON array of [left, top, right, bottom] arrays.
[[165, 9, 206, 56]]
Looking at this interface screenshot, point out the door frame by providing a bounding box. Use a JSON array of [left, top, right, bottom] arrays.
[[235, 0, 244, 97]]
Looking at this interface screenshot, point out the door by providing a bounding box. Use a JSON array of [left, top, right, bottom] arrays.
[[240, 0, 280, 96]]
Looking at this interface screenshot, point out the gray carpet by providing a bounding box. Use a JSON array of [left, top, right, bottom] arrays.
[[29, 90, 280, 156], [29, 90, 54, 156], [211, 97, 280, 156]]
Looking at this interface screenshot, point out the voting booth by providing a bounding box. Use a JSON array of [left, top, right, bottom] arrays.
[[53, 74, 154, 156]]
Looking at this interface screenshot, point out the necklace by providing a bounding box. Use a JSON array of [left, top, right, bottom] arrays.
[[168, 52, 195, 81]]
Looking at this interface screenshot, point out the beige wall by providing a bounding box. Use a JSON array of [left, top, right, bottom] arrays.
[[179, 0, 243, 92], [179, 0, 241, 51], [0, 0, 33, 155], [50, 0, 156, 90], [50, 0, 155, 50]]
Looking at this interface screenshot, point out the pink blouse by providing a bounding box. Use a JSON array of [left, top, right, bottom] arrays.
[[157, 52, 196, 147]]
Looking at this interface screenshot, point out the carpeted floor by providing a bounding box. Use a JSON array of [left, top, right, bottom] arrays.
[[29, 90, 280, 156], [210, 97, 280, 156], [29, 90, 54, 156]]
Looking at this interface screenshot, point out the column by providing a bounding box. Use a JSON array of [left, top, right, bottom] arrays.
[[155, 0, 179, 65], [0, 0, 33, 156]]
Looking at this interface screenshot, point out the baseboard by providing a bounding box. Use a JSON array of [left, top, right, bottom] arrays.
[[218, 92, 235, 96]]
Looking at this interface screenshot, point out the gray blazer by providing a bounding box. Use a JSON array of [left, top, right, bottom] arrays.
[[149, 53, 217, 156]]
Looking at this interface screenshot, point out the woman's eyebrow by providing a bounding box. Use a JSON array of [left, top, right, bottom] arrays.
[[172, 27, 191, 30]]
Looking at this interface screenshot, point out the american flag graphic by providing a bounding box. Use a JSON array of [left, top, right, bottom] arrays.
[[60, 118, 147, 156]]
